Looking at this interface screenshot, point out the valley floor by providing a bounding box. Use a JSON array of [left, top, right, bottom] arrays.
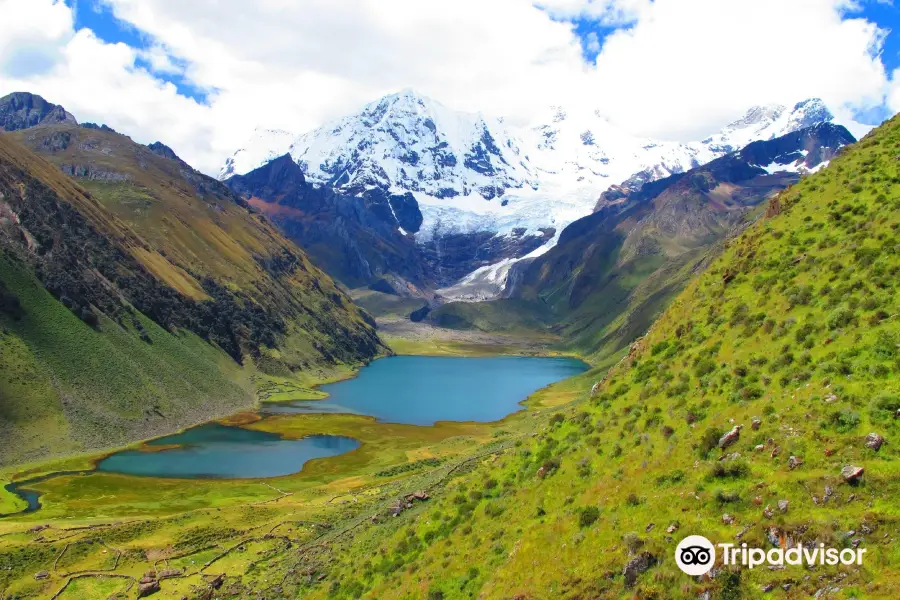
[[378, 316, 561, 357], [0, 330, 597, 599]]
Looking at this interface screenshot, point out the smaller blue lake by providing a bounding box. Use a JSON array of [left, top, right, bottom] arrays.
[[262, 355, 588, 425], [95, 423, 360, 479]]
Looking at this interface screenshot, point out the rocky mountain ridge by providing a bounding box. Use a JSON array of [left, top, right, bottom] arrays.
[[221, 91, 862, 297]]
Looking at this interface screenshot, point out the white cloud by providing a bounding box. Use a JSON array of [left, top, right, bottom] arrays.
[[538, 0, 650, 24], [588, 0, 891, 139], [0, 0, 895, 174]]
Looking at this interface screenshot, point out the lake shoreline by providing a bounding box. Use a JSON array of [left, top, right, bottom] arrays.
[[1, 354, 588, 519]]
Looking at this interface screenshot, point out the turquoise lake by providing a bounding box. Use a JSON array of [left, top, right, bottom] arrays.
[[95, 423, 360, 479], [262, 355, 589, 425]]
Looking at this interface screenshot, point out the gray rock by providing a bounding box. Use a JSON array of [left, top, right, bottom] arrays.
[[34, 571, 50, 581], [622, 552, 656, 588], [841, 465, 864, 483], [751, 417, 762, 430], [137, 580, 160, 597], [718, 425, 743, 449], [865, 433, 884, 451]]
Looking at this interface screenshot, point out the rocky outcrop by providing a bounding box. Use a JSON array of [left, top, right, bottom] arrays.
[[147, 141, 180, 162], [226, 154, 431, 288], [0, 92, 76, 132]]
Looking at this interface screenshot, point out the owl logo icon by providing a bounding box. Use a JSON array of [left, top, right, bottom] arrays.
[[675, 535, 716, 576]]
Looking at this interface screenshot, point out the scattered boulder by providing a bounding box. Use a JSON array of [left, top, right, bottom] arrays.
[[788, 455, 803, 470], [865, 433, 884, 451], [722, 514, 735, 525], [718, 425, 743, 450], [777, 500, 789, 513], [137, 581, 160, 597], [591, 381, 601, 397], [622, 552, 657, 588], [764, 505, 774, 519], [841, 465, 864, 483], [751, 417, 762, 431], [666, 522, 679, 534], [34, 571, 50, 581], [28, 524, 49, 533]]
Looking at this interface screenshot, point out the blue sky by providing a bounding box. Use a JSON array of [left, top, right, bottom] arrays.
[[66, 0, 210, 102]]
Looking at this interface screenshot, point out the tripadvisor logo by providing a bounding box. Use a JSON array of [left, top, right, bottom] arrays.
[[675, 535, 867, 574], [675, 535, 716, 576]]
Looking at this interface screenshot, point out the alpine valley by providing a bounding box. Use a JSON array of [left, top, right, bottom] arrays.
[[1, 81, 899, 600]]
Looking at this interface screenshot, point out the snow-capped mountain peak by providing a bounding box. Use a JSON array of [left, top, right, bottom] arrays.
[[724, 104, 786, 130], [220, 92, 862, 284], [784, 98, 834, 132], [701, 98, 837, 155], [226, 89, 535, 201]]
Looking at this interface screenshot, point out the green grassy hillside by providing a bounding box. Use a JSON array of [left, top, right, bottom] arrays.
[[0, 128, 386, 465], [298, 118, 900, 597]]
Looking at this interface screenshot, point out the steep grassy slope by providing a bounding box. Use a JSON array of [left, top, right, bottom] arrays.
[[301, 119, 900, 597], [0, 126, 385, 465]]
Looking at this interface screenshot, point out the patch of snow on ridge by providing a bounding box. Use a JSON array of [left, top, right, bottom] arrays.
[[437, 237, 555, 302], [219, 128, 294, 180]]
